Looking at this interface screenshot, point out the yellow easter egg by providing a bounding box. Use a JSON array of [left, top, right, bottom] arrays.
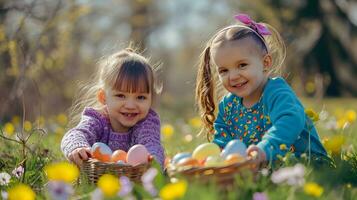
[[192, 143, 221, 161], [224, 153, 245, 165], [204, 155, 224, 167]]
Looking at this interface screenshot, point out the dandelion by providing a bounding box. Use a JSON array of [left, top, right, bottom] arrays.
[[56, 114, 68, 126], [45, 162, 79, 183], [3, 122, 15, 136], [12, 166, 24, 179], [345, 109, 356, 123], [279, 144, 287, 151], [97, 174, 120, 197], [55, 127, 65, 135], [142, 168, 158, 196], [305, 109, 319, 122], [253, 192, 268, 200], [305, 81, 315, 94], [0, 172, 11, 186], [24, 121, 32, 132], [303, 182, 323, 197], [336, 118, 348, 130], [11, 116, 21, 125], [159, 180, 187, 200], [46, 181, 74, 200], [189, 117, 201, 128], [271, 163, 305, 186], [8, 184, 36, 200], [161, 124, 174, 140], [323, 135, 345, 154]]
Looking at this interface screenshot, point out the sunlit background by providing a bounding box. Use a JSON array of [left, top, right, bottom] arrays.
[[1, 0, 356, 122]]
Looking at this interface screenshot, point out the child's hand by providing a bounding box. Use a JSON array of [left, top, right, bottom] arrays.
[[68, 147, 91, 166], [246, 145, 266, 163]]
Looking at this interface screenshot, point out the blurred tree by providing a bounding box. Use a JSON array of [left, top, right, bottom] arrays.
[[0, 0, 91, 120], [294, 0, 357, 96]]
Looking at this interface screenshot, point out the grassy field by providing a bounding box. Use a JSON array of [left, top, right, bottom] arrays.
[[0, 98, 357, 199]]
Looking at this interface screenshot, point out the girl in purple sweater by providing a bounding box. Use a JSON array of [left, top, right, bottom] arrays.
[[61, 48, 165, 167]]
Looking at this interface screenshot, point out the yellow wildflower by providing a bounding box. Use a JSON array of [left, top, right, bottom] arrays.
[[345, 110, 356, 123], [189, 117, 201, 128], [304, 182, 323, 197], [11, 116, 21, 125], [45, 162, 79, 183], [323, 135, 345, 154], [334, 108, 345, 120], [24, 121, 32, 132], [56, 113, 68, 126], [161, 124, 174, 140], [336, 118, 348, 130], [4, 122, 15, 136], [159, 180, 187, 200], [305, 81, 315, 94], [97, 174, 120, 197], [346, 183, 352, 189], [279, 144, 287, 150], [8, 184, 36, 200], [305, 109, 319, 122], [55, 127, 65, 135]]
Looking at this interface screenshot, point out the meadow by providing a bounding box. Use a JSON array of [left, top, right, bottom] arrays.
[[0, 98, 357, 200]]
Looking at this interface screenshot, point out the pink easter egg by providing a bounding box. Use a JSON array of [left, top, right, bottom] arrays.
[[126, 144, 149, 166]]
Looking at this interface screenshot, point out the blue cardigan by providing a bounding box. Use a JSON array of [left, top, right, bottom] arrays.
[[213, 77, 327, 161]]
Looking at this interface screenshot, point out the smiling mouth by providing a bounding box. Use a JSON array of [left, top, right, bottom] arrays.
[[232, 81, 248, 88], [121, 113, 138, 118]]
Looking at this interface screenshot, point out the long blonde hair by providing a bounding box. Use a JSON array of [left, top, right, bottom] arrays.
[[68, 48, 161, 127], [195, 22, 286, 141]]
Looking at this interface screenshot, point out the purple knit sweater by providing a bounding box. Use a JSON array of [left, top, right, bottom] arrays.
[[61, 107, 165, 167]]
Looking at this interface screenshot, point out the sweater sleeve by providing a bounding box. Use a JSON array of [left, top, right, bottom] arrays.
[[213, 96, 234, 148], [257, 78, 306, 161], [61, 108, 104, 158], [131, 109, 165, 168]]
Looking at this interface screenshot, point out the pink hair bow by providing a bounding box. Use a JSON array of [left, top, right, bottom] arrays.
[[234, 14, 271, 36]]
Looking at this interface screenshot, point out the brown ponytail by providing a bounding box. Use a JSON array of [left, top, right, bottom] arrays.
[[195, 46, 217, 141]]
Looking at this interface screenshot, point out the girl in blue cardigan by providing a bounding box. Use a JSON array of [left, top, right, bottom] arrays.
[[195, 14, 327, 164]]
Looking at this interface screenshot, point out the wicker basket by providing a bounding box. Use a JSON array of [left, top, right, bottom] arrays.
[[81, 158, 151, 184], [166, 158, 258, 186]]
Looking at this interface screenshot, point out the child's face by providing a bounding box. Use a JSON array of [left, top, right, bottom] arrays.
[[103, 89, 152, 132], [212, 37, 271, 106]]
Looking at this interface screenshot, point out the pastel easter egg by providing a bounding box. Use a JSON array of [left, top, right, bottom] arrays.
[[204, 156, 224, 167], [192, 143, 221, 161], [117, 160, 130, 166], [111, 150, 127, 163], [91, 142, 113, 162], [176, 157, 200, 167], [221, 139, 247, 159], [224, 153, 246, 165], [171, 152, 192, 164], [126, 144, 149, 166]]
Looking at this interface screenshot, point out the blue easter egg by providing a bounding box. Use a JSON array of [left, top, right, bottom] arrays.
[[91, 142, 113, 162], [172, 152, 192, 164], [221, 139, 247, 158]]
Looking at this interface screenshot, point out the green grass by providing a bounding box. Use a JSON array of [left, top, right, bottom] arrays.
[[0, 98, 357, 199]]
